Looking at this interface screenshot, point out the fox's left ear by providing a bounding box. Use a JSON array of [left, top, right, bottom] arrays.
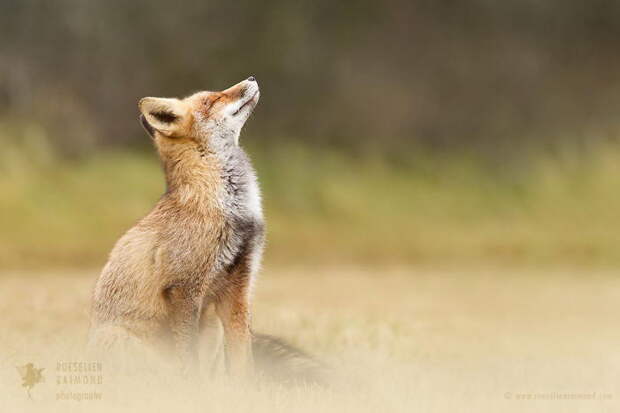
[[138, 97, 190, 137]]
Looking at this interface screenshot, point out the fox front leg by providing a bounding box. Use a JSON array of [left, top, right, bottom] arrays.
[[165, 285, 201, 377], [216, 273, 254, 377]]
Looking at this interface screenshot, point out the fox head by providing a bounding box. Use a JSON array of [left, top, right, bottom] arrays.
[[138, 77, 260, 158]]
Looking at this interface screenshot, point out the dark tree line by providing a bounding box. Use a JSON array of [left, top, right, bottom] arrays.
[[1, 0, 620, 157]]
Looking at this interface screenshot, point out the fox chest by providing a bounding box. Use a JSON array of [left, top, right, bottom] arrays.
[[157, 162, 264, 279], [158, 208, 262, 278]]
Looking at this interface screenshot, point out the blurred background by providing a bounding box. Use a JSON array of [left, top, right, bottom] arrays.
[[2, 3, 620, 410], [1, 0, 620, 269]]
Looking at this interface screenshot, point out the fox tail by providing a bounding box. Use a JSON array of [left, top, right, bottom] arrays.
[[252, 333, 327, 386]]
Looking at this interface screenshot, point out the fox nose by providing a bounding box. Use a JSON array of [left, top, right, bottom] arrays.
[[247, 76, 256, 82]]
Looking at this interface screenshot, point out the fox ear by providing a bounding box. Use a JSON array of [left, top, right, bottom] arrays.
[[138, 97, 189, 137]]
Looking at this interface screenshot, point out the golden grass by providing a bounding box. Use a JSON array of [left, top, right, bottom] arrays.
[[0, 266, 618, 412]]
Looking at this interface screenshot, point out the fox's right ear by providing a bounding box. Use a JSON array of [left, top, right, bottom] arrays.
[[138, 97, 190, 137]]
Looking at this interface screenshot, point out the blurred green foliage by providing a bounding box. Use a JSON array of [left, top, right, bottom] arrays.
[[1, 125, 619, 269]]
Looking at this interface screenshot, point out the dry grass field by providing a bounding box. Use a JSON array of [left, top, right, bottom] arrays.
[[0, 265, 618, 412]]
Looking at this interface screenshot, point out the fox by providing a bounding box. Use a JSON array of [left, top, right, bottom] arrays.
[[88, 77, 323, 384]]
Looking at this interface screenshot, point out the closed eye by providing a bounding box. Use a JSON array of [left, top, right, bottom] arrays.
[[204, 95, 222, 111]]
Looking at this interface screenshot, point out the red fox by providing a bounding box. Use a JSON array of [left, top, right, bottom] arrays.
[[88, 78, 323, 383]]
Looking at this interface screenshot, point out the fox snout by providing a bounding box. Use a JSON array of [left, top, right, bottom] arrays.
[[221, 77, 260, 119], [224, 77, 259, 103]]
